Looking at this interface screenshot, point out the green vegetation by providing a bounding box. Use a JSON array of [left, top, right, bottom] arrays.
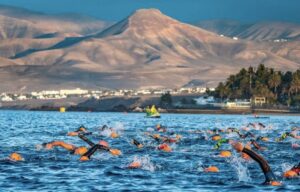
[[160, 92, 172, 107], [214, 64, 300, 106]]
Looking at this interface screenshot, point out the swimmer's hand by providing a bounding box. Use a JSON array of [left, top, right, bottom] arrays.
[[79, 156, 89, 161], [232, 142, 244, 152]]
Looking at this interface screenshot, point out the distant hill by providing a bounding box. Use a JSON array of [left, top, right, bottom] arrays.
[[0, 5, 110, 39], [0, 6, 299, 92], [196, 20, 300, 41]]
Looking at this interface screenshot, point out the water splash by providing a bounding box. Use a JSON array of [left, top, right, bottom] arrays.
[[230, 154, 252, 182], [130, 155, 156, 172], [281, 162, 293, 172]]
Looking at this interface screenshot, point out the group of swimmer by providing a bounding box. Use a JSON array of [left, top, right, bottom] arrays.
[[6, 122, 300, 187]]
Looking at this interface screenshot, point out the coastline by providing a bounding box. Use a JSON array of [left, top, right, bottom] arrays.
[[1, 95, 300, 115]]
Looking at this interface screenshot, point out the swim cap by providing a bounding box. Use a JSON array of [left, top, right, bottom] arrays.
[[74, 147, 88, 155], [283, 170, 298, 178], [204, 166, 219, 172], [219, 151, 231, 158], [158, 143, 172, 152], [128, 161, 141, 169], [111, 132, 119, 138], [99, 140, 109, 148], [9, 152, 23, 161]]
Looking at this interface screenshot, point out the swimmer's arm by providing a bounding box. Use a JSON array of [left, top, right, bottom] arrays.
[[251, 140, 263, 150], [82, 144, 109, 158], [242, 147, 275, 182], [48, 141, 76, 151], [78, 134, 95, 147]]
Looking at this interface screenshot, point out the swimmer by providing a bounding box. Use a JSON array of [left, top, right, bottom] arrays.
[[128, 161, 142, 169], [9, 152, 23, 161], [211, 134, 221, 141], [232, 142, 281, 186], [256, 136, 269, 142], [203, 166, 219, 172], [283, 163, 300, 178], [161, 135, 181, 143], [131, 139, 143, 148], [79, 144, 121, 161], [276, 132, 299, 142], [208, 128, 223, 135], [156, 124, 167, 132], [145, 132, 161, 142], [78, 134, 121, 160], [249, 139, 266, 151], [226, 127, 239, 134], [67, 125, 91, 136], [42, 141, 88, 155], [290, 163, 300, 175], [158, 143, 172, 152], [214, 138, 232, 149], [238, 132, 255, 139], [101, 125, 109, 131]]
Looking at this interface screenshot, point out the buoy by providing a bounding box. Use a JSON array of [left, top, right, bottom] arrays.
[[60, 107, 66, 113]]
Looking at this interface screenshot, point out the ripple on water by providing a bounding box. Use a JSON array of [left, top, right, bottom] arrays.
[[0, 111, 299, 191]]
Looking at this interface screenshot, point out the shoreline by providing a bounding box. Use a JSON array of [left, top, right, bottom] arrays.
[[1, 107, 300, 116], [1, 96, 299, 115]]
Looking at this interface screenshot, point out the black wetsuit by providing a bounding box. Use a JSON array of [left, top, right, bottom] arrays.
[[78, 134, 109, 158], [242, 147, 276, 184], [82, 144, 109, 158]]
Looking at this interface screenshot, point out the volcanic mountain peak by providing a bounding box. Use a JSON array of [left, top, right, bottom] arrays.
[[98, 8, 221, 41]]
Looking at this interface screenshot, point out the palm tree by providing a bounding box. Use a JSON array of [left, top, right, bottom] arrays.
[[268, 73, 281, 94], [289, 73, 300, 95]]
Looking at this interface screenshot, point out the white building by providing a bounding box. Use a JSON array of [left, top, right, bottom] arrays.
[[59, 88, 88, 95], [1, 95, 13, 101]]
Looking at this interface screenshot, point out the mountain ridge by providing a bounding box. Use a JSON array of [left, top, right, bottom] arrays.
[[0, 7, 299, 92]]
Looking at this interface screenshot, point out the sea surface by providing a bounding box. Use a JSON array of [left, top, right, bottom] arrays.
[[0, 110, 299, 192]]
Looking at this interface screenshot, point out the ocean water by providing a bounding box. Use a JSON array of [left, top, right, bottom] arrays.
[[0, 110, 299, 191]]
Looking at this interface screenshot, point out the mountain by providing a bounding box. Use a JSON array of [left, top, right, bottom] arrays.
[[196, 20, 300, 41], [0, 8, 299, 92], [0, 5, 110, 39]]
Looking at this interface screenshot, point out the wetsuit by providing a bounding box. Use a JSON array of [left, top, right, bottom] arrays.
[[214, 139, 230, 149], [132, 139, 142, 147], [82, 144, 110, 158], [242, 147, 276, 184], [239, 132, 255, 139], [78, 134, 95, 147], [276, 132, 294, 142]]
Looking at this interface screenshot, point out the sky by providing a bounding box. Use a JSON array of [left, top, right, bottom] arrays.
[[0, 0, 299, 23]]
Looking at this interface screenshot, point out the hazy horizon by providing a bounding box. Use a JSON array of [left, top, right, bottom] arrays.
[[0, 0, 299, 24]]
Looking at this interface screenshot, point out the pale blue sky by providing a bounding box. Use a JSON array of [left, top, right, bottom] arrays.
[[0, 0, 299, 23]]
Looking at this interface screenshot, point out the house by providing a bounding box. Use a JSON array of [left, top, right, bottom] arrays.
[[224, 100, 251, 109], [253, 97, 266, 106]]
